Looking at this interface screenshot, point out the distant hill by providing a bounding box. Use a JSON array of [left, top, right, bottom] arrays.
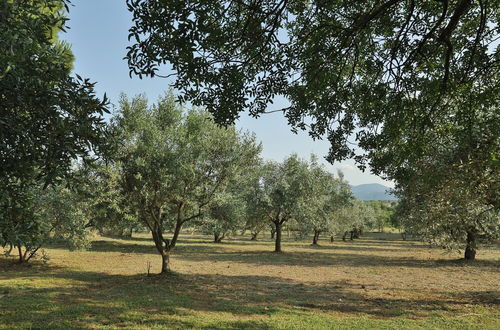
[[351, 183, 397, 201]]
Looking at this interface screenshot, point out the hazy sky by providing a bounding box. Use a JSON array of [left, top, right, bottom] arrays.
[[60, 0, 394, 188]]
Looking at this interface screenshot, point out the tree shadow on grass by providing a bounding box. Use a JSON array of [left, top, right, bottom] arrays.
[[177, 248, 500, 271], [300, 242, 421, 253], [1, 263, 497, 329], [41, 238, 227, 257], [41, 235, 499, 272]]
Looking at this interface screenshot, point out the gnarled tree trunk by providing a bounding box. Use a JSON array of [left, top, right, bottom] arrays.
[[250, 231, 259, 240], [274, 221, 282, 252], [214, 232, 225, 243], [160, 250, 171, 273], [464, 230, 476, 260], [312, 230, 320, 245]]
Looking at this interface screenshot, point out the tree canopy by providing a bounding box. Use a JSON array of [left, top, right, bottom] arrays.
[[0, 0, 109, 186], [109, 93, 262, 272], [0, 0, 109, 262], [126, 0, 499, 172]]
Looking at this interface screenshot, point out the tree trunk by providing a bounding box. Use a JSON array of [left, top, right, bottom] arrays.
[[160, 251, 170, 274], [274, 221, 282, 252], [350, 230, 354, 240], [312, 230, 320, 245], [342, 231, 348, 241], [270, 227, 276, 239], [330, 235, 334, 243], [250, 232, 258, 240], [125, 226, 133, 237], [464, 230, 476, 260], [18, 246, 24, 263], [214, 233, 224, 243]]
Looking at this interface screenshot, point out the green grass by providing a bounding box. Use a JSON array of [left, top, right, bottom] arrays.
[[1, 232, 499, 329]]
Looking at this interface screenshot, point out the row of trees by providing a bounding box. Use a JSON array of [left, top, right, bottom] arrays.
[[2, 89, 383, 272], [0, 0, 387, 268], [125, 0, 500, 260]]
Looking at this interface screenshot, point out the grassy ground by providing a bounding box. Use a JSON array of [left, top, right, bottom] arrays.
[[1, 232, 499, 329]]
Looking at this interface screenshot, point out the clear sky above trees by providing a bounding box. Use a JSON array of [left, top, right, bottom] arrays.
[[59, 0, 394, 187]]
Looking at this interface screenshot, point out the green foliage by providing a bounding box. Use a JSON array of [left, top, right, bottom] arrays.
[[296, 157, 353, 243], [335, 200, 377, 240], [0, 0, 109, 186], [390, 86, 499, 258], [125, 0, 499, 258], [110, 92, 262, 271], [393, 137, 499, 258], [0, 0, 109, 262], [246, 154, 312, 251], [78, 163, 143, 237], [125, 0, 498, 170], [364, 200, 397, 232], [200, 187, 247, 243], [0, 184, 92, 262]]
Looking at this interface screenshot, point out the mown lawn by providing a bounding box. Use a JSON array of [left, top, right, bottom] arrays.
[[1, 232, 499, 329]]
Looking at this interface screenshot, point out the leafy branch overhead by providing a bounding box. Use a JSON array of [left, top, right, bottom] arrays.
[[126, 0, 499, 170]]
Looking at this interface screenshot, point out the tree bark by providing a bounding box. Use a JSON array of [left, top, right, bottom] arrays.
[[312, 230, 320, 245], [125, 226, 133, 237], [18, 246, 24, 263], [270, 226, 276, 239], [274, 221, 282, 252], [160, 251, 170, 274], [342, 231, 348, 241], [464, 230, 476, 260], [214, 233, 224, 243], [250, 232, 258, 240]]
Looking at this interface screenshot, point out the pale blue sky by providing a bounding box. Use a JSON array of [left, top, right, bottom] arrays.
[[61, 0, 393, 187]]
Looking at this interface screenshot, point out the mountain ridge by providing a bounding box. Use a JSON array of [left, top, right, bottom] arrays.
[[350, 183, 397, 201]]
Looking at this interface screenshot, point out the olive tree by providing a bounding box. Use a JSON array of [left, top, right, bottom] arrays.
[[201, 187, 247, 243], [125, 0, 499, 257], [297, 158, 353, 245], [113, 93, 261, 273], [393, 141, 499, 260], [252, 155, 310, 252]]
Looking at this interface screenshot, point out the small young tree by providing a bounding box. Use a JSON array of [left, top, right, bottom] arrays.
[[240, 162, 268, 241], [334, 201, 376, 241], [113, 93, 261, 273]]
